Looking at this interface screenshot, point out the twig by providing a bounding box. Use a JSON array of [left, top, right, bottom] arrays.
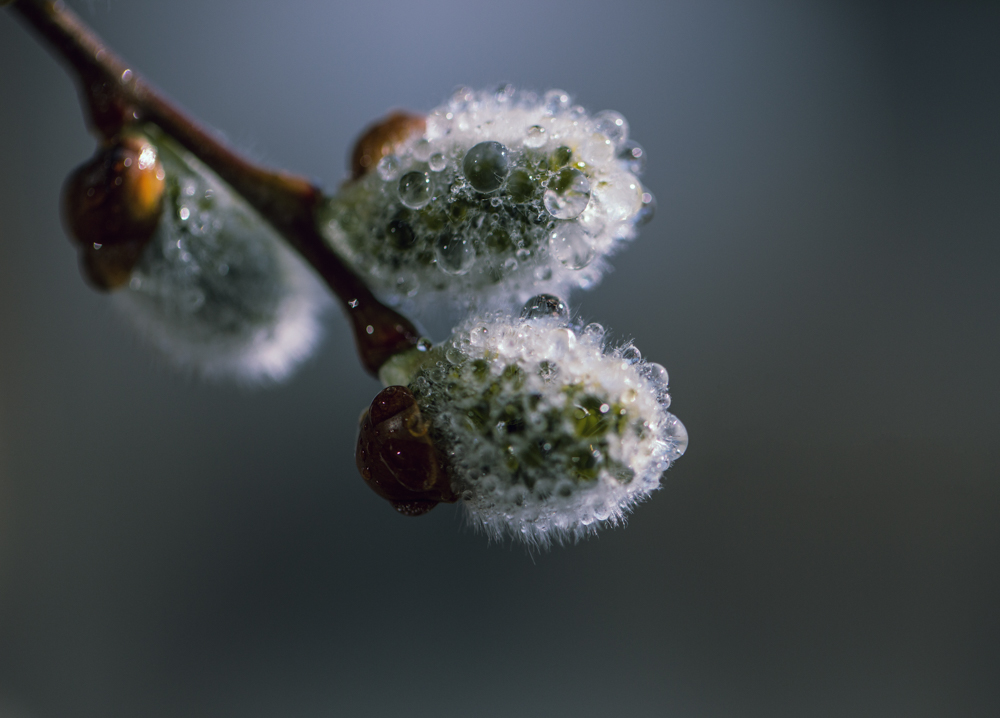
[[7, 0, 421, 376]]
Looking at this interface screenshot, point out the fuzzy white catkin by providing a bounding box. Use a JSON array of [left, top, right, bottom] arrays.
[[321, 87, 655, 318], [393, 298, 686, 546], [113, 131, 328, 382]]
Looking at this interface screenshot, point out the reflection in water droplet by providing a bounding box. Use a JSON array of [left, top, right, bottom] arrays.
[[428, 153, 447, 172], [549, 223, 595, 269], [524, 125, 547, 148], [520, 294, 569, 321], [398, 171, 431, 209], [543, 168, 591, 220], [435, 234, 475, 275], [463, 141, 509, 193], [377, 155, 402, 181]]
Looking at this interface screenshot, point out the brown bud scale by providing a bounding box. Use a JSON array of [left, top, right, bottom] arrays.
[[62, 136, 166, 290], [356, 385, 457, 515], [349, 111, 426, 180]]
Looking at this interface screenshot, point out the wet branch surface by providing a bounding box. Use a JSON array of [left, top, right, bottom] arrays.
[[8, 0, 420, 375]]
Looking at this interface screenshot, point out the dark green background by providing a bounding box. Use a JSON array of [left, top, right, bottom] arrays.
[[1, 1, 997, 716]]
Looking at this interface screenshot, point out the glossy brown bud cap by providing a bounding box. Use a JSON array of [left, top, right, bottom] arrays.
[[349, 111, 426, 180], [356, 385, 457, 516], [63, 136, 166, 290]]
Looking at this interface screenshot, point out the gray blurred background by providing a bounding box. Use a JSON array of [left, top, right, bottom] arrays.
[[1, 1, 998, 716]]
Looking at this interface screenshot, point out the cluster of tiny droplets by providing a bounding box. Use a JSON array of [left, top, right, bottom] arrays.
[[322, 86, 655, 314], [407, 296, 687, 547], [114, 131, 327, 382]]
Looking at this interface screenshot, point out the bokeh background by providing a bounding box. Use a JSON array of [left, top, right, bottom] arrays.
[[1, 1, 998, 716]]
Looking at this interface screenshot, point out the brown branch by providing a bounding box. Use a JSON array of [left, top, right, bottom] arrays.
[[8, 0, 420, 376]]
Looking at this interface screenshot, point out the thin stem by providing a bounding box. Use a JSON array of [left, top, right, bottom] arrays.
[[8, 0, 420, 376]]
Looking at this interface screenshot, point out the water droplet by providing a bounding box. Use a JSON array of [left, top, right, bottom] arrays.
[[620, 346, 642, 364], [582, 322, 605, 341], [413, 139, 432, 162], [534, 265, 553, 281], [463, 141, 509, 193], [524, 125, 547, 148], [428, 153, 447, 172], [445, 344, 465, 364], [180, 288, 205, 312], [435, 234, 475, 275], [641, 362, 669, 389], [549, 223, 595, 269], [416, 337, 432, 352], [398, 171, 431, 209], [506, 169, 536, 203], [636, 191, 656, 226], [594, 110, 629, 148], [594, 177, 643, 222], [543, 89, 571, 115], [515, 248, 530, 261], [662, 414, 688, 457], [521, 294, 569, 321], [580, 133, 615, 165], [178, 207, 190, 221], [377, 155, 402, 181], [490, 196, 502, 207], [495, 83, 515, 102], [618, 140, 646, 175], [543, 168, 591, 219], [386, 218, 416, 249]]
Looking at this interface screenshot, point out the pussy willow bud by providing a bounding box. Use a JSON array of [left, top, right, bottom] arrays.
[[112, 128, 327, 382], [360, 295, 687, 546], [62, 135, 166, 289], [322, 87, 654, 316]]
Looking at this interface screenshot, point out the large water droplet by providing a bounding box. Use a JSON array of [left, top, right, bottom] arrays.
[[549, 223, 595, 269], [594, 110, 629, 148], [640, 362, 669, 389], [662, 414, 688, 457], [463, 141, 509, 193], [524, 125, 547, 148], [398, 171, 431, 209], [544, 168, 591, 219], [579, 133, 615, 165], [435, 234, 475, 274], [521, 294, 569, 321], [377, 155, 402, 181], [617, 140, 646, 176], [594, 176, 643, 222]]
